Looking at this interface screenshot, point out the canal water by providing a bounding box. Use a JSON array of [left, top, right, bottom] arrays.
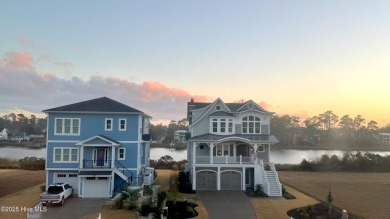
[[1, 146, 388, 164]]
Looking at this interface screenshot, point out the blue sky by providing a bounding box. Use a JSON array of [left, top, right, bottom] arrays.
[[1, 1, 389, 125]]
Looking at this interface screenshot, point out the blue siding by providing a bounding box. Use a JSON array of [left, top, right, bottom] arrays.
[[116, 143, 138, 168], [47, 113, 140, 142], [47, 171, 54, 186], [46, 142, 80, 169]]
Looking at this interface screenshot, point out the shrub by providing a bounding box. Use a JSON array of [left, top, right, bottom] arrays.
[[281, 185, 286, 194], [19, 157, 45, 170], [255, 184, 263, 193], [127, 189, 141, 210], [143, 185, 153, 196], [140, 197, 154, 216], [40, 184, 46, 192]]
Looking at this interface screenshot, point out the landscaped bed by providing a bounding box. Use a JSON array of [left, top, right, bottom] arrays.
[[287, 202, 357, 219]]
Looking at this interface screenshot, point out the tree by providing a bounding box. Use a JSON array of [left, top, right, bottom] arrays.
[[327, 190, 333, 214], [367, 120, 378, 133]]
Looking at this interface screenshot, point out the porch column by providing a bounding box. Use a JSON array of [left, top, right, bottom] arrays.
[[192, 142, 197, 164], [217, 166, 221, 190], [233, 142, 236, 159], [111, 146, 115, 168], [252, 144, 259, 163], [80, 145, 84, 168], [192, 166, 196, 190], [242, 167, 246, 190], [209, 143, 214, 164]]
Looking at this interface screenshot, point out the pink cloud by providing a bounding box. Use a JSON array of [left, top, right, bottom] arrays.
[[0, 51, 33, 72], [258, 101, 271, 110]]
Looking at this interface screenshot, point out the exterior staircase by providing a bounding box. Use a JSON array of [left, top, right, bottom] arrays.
[[265, 171, 282, 196]]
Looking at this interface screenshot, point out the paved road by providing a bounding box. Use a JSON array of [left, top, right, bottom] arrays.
[[197, 191, 256, 219], [27, 197, 108, 219]]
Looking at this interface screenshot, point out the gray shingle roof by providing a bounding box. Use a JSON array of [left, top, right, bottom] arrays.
[[208, 111, 236, 117], [189, 133, 279, 143], [43, 97, 143, 113], [78, 171, 112, 176]]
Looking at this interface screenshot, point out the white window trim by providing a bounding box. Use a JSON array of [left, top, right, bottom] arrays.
[[241, 116, 261, 134], [119, 118, 127, 131], [209, 118, 234, 134], [118, 148, 126, 160], [54, 118, 81, 135], [93, 148, 109, 166], [53, 147, 79, 163], [105, 118, 113, 131]]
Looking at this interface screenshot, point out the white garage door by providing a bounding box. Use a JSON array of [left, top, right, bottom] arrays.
[[54, 173, 79, 195], [83, 177, 110, 198]]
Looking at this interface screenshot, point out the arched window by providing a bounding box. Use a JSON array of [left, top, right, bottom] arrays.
[[242, 116, 260, 134]]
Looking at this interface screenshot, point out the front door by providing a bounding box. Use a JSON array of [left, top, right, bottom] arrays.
[[96, 149, 106, 167]]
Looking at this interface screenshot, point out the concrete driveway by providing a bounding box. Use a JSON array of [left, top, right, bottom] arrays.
[[27, 197, 108, 219], [197, 191, 256, 219]]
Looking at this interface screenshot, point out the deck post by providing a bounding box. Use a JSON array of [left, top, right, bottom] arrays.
[[240, 155, 242, 164]]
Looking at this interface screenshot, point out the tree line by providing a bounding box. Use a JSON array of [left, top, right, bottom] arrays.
[[0, 113, 47, 135], [271, 111, 390, 147]]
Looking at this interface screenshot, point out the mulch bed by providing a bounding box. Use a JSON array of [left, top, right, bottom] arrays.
[[283, 191, 296, 199], [287, 202, 355, 219]]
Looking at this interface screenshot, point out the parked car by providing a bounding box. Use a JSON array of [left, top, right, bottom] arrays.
[[40, 183, 73, 206]]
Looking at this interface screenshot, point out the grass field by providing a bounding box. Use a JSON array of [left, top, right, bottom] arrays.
[[0, 170, 45, 219], [0, 169, 45, 197], [279, 171, 390, 219]]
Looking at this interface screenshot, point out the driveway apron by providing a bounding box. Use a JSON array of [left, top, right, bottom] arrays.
[[27, 197, 107, 219], [197, 191, 256, 219]]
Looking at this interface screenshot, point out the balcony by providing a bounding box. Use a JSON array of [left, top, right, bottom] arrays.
[[82, 159, 112, 169], [195, 156, 254, 164]]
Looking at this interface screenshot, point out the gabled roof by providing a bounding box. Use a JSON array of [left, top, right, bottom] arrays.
[[76, 135, 120, 146], [43, 97, 143, 114], [188, 99, 266, 113]]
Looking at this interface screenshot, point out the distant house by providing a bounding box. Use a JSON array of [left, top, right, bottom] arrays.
[[174, 130, 188, 143], [186, 98, 282, 196], [42, 97, 153, 198], [0, 128, 8, 140], [377, 133, 390, 145]]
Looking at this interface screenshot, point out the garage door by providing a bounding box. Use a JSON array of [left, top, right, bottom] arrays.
[[54, 173, 79, 195], [196, 171, 217, 190], [221, 171, 241, 190], [83, 177, 110, 198]]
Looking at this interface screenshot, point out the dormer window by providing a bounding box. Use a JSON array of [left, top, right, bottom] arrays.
[[242, 116, 260, 134]]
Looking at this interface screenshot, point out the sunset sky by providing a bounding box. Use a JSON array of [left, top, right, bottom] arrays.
[[1, 1, 389, 126]]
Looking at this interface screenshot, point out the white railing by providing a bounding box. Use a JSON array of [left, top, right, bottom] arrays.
[[257, 159, 270, 194], [264, 162, 282, 195], [195, 156, 254, 164]]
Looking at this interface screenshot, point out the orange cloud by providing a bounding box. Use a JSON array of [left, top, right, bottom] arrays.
[[258, 101, 271, 110], [0, 52, 33, 72], [39, 72, 56, 81]]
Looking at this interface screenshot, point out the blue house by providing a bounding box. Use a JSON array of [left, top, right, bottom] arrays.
[[43, 97, 153, 198]]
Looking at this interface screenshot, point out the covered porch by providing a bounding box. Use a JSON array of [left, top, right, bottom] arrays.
[[76, 135, 120, 169], [189, 134, 279, 165]]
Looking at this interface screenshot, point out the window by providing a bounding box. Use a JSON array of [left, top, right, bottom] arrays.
[[98, 177, 108, 180], [215, 144, 232, 156], [55, 118, 80, 135], [53, 147, 78, 162], [228, 119, 233, 132], [105, 118, 113, 131], [86, 177, 96, 180], [216, 105, 221, 110], [69, 174, 78, 177], [212, 119, 218, 132], [257, 145, 265, 152], [118, 148, 125, 160], [242, 116, 261, 134], [119, 119, 126, 131], [210, 118, 234, 134], [57, 174, 66, 177]]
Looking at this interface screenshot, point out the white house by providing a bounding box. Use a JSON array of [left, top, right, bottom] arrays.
[[186, 98, 282, 196], [0, 128, 8, 140], [174, 130, 188, 143]]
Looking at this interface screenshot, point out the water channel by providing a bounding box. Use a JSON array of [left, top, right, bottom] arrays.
[[0, 146, 388, 164]]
